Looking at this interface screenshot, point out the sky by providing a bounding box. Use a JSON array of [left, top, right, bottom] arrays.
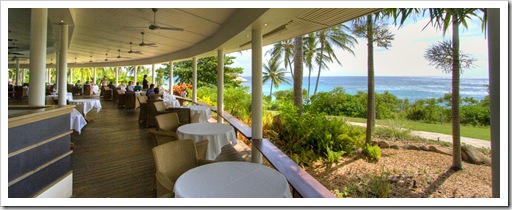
[[230, 13, 489, 79]]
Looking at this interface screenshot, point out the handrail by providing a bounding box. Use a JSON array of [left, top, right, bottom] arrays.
[[174, 96, 335, 198]]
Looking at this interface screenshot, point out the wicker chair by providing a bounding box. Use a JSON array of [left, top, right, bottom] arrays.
[[152, 140, 211, 198], [83, 84, 93, 96], [146, 101, 167, 127], [167, 107, 192, 124], [137, 95, 148, 123], [148, 128, 178, 146], [102, 86, 113, 100], [156, 112, 184, 133], [117, 90, 126, 108], [125, 91, 137, 109]]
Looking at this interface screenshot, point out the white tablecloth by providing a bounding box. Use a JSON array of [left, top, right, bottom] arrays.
[[92, 85, 99, 94], [50, 92, 73, 101], [69, 99, 102, 115], [174, 162, 292, 198], [188, 105, 212, 123], [177, 123, 237, 160], [70, 108, 87, 134]]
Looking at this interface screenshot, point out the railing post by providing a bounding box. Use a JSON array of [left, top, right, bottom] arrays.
[[217, 49, 224, 123], [192, 57, 197, 102]]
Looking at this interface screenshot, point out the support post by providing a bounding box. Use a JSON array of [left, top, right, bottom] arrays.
[[217, 49, 224, 123], [488, 8, 500, 198], [134, 65, 138, 84], [115, 66, 119, 86], [169, 61, 174, 94], [152, 64, 156, 85], [192, 57, 197, 102], [57, 23, 68, 106], [93, 67, 97, 84], [28, 8, 48, 107], [251, 28, 263, 164]]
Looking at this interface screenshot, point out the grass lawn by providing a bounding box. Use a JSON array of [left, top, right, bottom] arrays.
[[341, 117, 490, 141]]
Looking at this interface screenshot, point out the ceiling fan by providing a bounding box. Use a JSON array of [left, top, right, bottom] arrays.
[[104, 53, 109, 61], [128, 42, 142, 54], [148, 8, 184, 31], [89, 56, 93, 62], [139, 32, 157, 47], [115, 49, 131, 59]]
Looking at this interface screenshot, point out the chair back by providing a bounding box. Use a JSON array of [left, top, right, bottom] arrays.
[[84, 85, 92, 96], [153, 101, 167, 112], [152, 140, 199, 187], [155, 112, 181, 132], [167, 107, 191, 124], [137, 95, 148, 104], [150, 94, 163, 101]]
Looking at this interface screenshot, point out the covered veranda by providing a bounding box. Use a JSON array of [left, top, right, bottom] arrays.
[[4, 1, 503, 206]]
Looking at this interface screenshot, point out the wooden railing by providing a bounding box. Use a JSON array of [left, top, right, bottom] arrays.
[[176, 96, 335, 198]]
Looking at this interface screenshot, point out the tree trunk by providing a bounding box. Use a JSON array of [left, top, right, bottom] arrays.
[[451, 19, 463, 170], [269, 82, 273, 102], [366, 14, 375, 145], [307, 66, 311, 97], [293, 36, 304, 109], [314, 39, 325, 96]]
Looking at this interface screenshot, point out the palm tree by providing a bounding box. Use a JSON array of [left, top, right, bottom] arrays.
[[303, 33, 317, 97], [263, 57, 290, 101], [352, 14, 395, 145], [389, 8, 486, 170], [267, 39, 295, 77], [314, 24, 357, 95]]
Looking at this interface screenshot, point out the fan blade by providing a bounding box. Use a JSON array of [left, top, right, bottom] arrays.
[[8, 46, 19, 49], [128, 50, 143, 54], [159, 27, 184, 31], [9, 52, 24, 55], [139, 42, 157, 47]]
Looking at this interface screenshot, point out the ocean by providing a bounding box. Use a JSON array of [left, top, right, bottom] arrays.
[[239, 76, 489, 102]]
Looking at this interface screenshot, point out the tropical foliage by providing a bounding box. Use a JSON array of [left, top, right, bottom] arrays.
[[169, 56, 244, 88], [263, 56, 291, 101]]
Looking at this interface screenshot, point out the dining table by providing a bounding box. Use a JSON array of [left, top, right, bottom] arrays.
[[173, 161, 292, 198], [176, 123, 237, 160], [70, 108, 87, 134], [187, 105, 212, 123], [162, 94, 180, 108], [68, 99, 102, 118]]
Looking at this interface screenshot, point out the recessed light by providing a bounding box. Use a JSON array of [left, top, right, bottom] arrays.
[[264, 23, 268, 26]]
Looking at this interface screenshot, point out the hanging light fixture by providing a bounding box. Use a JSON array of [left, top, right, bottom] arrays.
[[89, 55, 93, 62], [74, 57, 77, 64]]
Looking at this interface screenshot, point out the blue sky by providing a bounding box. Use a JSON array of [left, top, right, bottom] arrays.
[[230, 13, 489, 79]]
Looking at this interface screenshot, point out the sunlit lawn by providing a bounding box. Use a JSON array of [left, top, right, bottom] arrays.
[[342, 117, 490, 141]]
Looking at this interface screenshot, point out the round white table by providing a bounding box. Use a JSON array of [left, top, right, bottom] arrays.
[[177, 123, 237, 160], [69, 99, 102, 116], [188, 105, 212, 123], [70, 108, 87, 134], [174, 162, 292, 198]]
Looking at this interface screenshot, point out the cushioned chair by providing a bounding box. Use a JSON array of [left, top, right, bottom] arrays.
[[146, 101, 168, 127], [156, 112, 184, 133], [102, 86, 113, 100], [152, 140, 211, 198], [117, 89, 126, 108], [113, 87, 119, 101], [125, 91, 137, 109], [148, 128, 178, 146], [137, 95, 148, 123], [167, 107, 192, 124], [83, 84, 93, 96]]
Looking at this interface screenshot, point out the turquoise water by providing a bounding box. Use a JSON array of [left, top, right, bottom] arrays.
[[240, 76, 489, 102]]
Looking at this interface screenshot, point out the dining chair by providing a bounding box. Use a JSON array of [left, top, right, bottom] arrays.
[[152, 140, 211, 198], [137, 95, 148, 123], [117, 90, 126, 108], [148, 128, 178, 146], [155, 112, 183, 132]]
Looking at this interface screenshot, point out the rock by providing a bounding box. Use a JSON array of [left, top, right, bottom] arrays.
[[354, 148, 363, 154], [429, 145, 453, 156], [378, 141, 390, 148], [401, 144, 419, 150], [370, 140, 378, 146], [461, 145, 491, 165], [419, 145, 430, 151], [390, 145, 400, 149]]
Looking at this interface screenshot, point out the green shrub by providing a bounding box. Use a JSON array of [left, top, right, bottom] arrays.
[[374, 120, 413, 140], [364, 144, 381, 161]]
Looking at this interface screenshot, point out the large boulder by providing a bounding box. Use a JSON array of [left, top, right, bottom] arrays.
[[461, 145, 491, 165], [378, 141, 390, 148], [429, 145, 453, 156], [419, 145, 430, 151]]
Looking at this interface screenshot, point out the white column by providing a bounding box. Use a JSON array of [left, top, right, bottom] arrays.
[[134, 65, 138, 84], [28, 8, 47, 107], [169, 61, 174, 94], [93, 67, 97, 84], [217, 49, 224, 123], [46, 68, 50, 84], [21, 69, 26, 85], [69, 68, 73, 84], [192, 57, 197, 102], [55, 51, 60, 91], [152, 64, 156, 85], [251, 28, 263, 164], [488, 8, 500, 198], [115, 66, 119, 86], [15, 59, 20, 85], [58, 23, 69, 106]]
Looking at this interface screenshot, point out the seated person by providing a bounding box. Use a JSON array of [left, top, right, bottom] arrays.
[[108, 81, 116, 90], [134, 82, 142, 91], [75, 79, 83, 87], [126, 81, 135, 92], [91, 82, 99, 95], [118, 81, 127, 92], [154, 87, 160, 94], [146, 84, 155, 96]]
